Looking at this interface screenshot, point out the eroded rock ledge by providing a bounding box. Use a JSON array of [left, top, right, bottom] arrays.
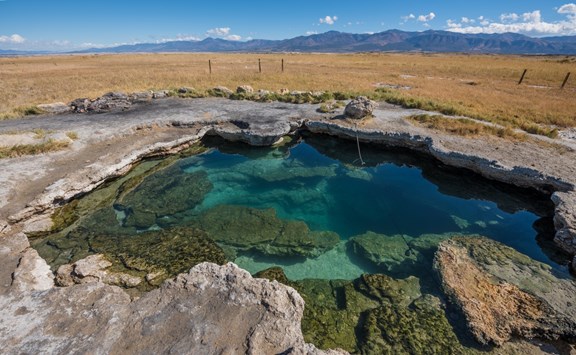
[[2, 259, 342, 354]]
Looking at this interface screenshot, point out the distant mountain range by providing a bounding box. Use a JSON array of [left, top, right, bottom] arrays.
[[2, 30, 576, 55]]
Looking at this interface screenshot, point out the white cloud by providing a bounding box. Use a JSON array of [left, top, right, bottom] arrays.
[[500, 13, 519, 22], [319, 15, 338, 25], [461, 17, 474, 24], [418, 12, 436, 22], [523, 10, 541, 23], [306, 31, 318, 35], [401, 13, 416, 23], [225, 34, 241, 41], [558, 3, 576, 14], [206, 27, 231, 36], [446, 5, 576, 36], [0, 34, 25, 43]]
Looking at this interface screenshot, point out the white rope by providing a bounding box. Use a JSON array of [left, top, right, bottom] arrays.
[[354, 123, 365, 166]]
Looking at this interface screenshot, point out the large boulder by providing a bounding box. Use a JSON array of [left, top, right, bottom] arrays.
[[344, 96, 377, 119], [434, 236, 576, 346], [2, 262, 338, 354]]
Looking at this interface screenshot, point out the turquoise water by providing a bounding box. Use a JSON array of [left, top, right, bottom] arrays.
[[167, 134, 559, 279]]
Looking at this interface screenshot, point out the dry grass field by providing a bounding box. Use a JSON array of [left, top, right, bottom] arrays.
[[1, 53, 575, 135]]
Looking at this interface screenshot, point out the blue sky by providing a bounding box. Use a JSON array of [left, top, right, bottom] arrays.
[[1, 1, 576, 51]]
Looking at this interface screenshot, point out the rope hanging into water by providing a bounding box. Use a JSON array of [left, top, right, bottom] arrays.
[[354, 123, 366, 166]]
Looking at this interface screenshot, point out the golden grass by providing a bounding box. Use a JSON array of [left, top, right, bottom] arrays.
[[0, 139, 70, 159], [1, 53, 575, 133], [407, 114, 527, 140]]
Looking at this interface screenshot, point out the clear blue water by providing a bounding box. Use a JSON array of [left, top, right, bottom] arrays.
[[172, 135, 561, 279]]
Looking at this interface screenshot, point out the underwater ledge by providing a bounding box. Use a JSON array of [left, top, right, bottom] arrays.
[[0, 97, 575, 353]]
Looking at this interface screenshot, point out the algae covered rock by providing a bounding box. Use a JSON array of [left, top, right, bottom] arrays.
[[434, 236, 576, 346], [192, 205, 340, 258], [355, 273, 422, 308], [90, 226, 227, 286], [118, 167, 212, 229], [358, 296, 463, 355], [349, 232, 423, 276]]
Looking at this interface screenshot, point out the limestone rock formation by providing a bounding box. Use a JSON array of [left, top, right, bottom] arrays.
[[11, 247, 54, 292], [2, 262, 338, 354], [55, 254, 142, 288], [434, 236, 576, 346], [344, 96, 377, 119], [552, 191, 576, 255], [192, 204, 340, 258]]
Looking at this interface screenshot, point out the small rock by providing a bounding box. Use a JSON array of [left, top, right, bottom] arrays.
[[70, 98, 91, 113], [73, 254, 112, 278], [12, 248, 54, 292], [37, 102, 71, 114], [130, 91, 153, 103], [236, 85, 254, 94], [278, 88, 289, 95], [152, 90, 169, 99], [55, 264, 75, 287], [178, 87, 194, 94], [211, 86, 233, 97], [572, 255, 576, 275], [344, 96, 377, 119]]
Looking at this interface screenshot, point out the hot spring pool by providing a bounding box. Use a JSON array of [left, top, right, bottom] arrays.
[[33, 133, 571, 353]]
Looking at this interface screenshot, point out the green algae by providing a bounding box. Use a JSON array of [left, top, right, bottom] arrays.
[[90, 226, 227, 287], [191, 204, 340, 258], [359, 297, 464, 355], [255, 266, 464, 354], [118, 168, 212, 229]]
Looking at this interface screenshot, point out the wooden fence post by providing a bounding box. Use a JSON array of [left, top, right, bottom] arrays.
[[258, 58, 262, 73], [561, 72, 571, 89], [281, 58, 284, 72], [209, 60, 212, 74], [518, 69, 527, 85]]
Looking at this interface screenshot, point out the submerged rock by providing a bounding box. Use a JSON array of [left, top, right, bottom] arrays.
[[434, 236, 576, 346], [255, 267, 461, 354], [118, 167, 212, 229], [358, 295, 462, 354], [89, 227, 227, 287], [349, 232, 423, 276], [192, 205, 339, 258]]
